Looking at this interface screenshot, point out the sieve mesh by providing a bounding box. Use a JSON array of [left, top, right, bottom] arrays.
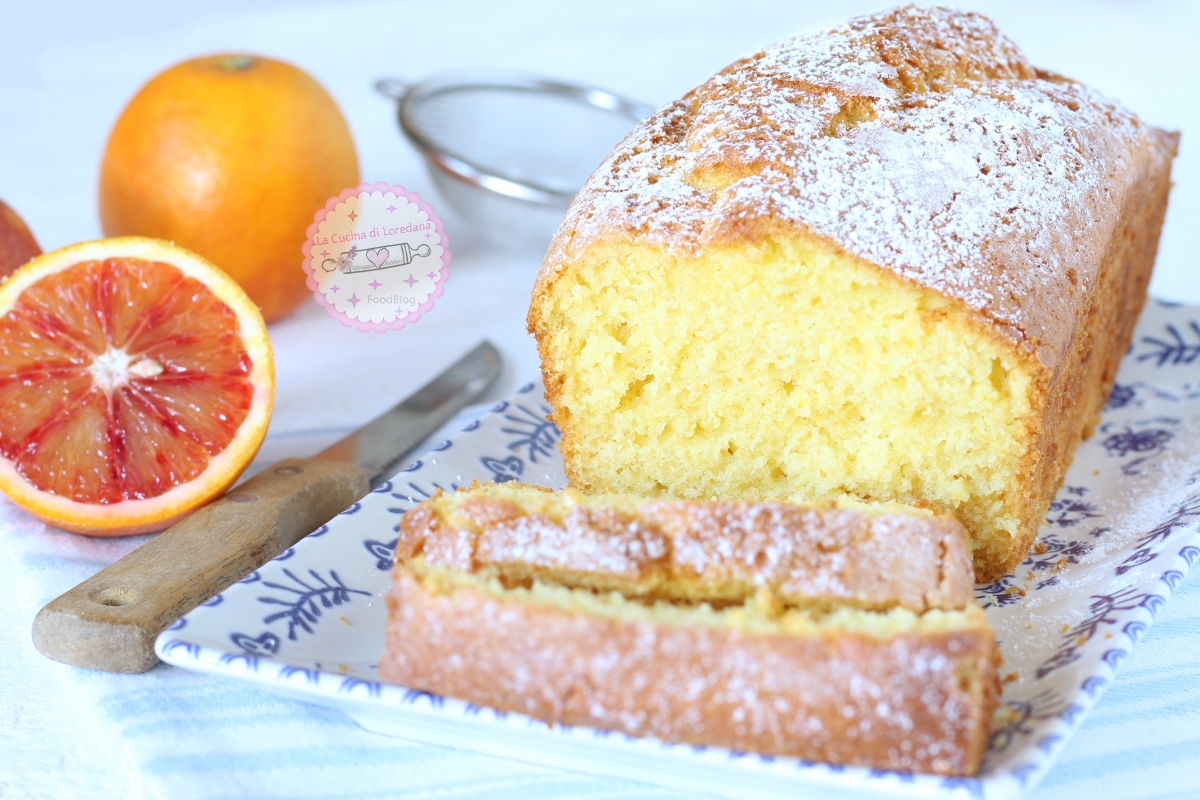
[[379, 71, 651, 253]]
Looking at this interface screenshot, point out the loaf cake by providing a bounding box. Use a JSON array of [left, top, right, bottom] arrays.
[[526, 6, 1179, 582], [380, 483, 1000, 775]]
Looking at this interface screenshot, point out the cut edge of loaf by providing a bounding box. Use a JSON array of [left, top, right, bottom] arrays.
[[528, 231, 1047, 582]]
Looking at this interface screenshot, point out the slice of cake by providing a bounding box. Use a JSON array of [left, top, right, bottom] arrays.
[[380, 483, 1000, 775], [526, 6, 1179, 581]]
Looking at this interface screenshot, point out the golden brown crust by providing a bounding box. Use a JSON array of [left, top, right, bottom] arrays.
[[381, 571, 999, 776], [978, 125, 1177, 582], [529, 6, 1177, 366], [401, 483, 975, 612]]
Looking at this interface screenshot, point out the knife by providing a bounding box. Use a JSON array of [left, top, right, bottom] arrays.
[[31, 340, 502, 674]]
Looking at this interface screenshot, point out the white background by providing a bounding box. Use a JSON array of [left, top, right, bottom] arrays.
[[1, 2, 1198, 798], [3, 1, 1199, 306]]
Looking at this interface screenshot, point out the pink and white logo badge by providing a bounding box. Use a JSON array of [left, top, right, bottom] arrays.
[[303, 182, 449, 332]]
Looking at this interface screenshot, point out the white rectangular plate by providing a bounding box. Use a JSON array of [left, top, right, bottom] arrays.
[[157, 300, 1200, 800]]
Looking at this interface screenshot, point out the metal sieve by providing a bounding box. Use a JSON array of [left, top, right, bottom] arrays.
[[376, 70, 653, 252]]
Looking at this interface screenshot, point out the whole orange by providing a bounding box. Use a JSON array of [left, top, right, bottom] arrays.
[[99, 54, 359, 322], [0, 198, 42, 280]]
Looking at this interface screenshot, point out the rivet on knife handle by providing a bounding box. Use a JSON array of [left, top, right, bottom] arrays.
[[31, 458, 369, 674]]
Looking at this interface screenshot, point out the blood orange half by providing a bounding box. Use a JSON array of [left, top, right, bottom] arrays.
[[0, 237, 273, 535]]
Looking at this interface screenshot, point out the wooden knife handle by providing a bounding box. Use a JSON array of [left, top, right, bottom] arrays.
[[31, 458, 370, 674]]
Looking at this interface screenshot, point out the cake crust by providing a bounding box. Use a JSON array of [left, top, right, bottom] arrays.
[[383, 570, 999, 776]]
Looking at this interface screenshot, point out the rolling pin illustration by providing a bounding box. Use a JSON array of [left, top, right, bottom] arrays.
[[321, 242, 431, 274]]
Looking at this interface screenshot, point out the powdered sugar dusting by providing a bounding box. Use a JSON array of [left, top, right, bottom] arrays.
[[541, 5, 1176, 363], [478, 508, 669, 579]]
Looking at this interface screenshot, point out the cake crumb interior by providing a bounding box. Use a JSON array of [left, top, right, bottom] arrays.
[[539, 235, 1034, 566]]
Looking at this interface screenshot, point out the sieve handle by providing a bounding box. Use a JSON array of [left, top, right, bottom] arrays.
[[375, 78, 411, 101]]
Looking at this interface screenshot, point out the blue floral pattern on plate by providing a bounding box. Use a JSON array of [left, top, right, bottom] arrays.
[[157, 301, 1200, 800]]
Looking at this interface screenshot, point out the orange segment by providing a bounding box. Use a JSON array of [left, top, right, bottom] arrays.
[[0, 236, 273, 535]]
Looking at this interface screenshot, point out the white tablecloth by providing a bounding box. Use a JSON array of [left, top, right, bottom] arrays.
[[2, 2, 1198, 798]]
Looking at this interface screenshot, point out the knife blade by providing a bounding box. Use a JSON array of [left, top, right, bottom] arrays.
[[31, 341, 503, 674], [316, 340, 501, 488]]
